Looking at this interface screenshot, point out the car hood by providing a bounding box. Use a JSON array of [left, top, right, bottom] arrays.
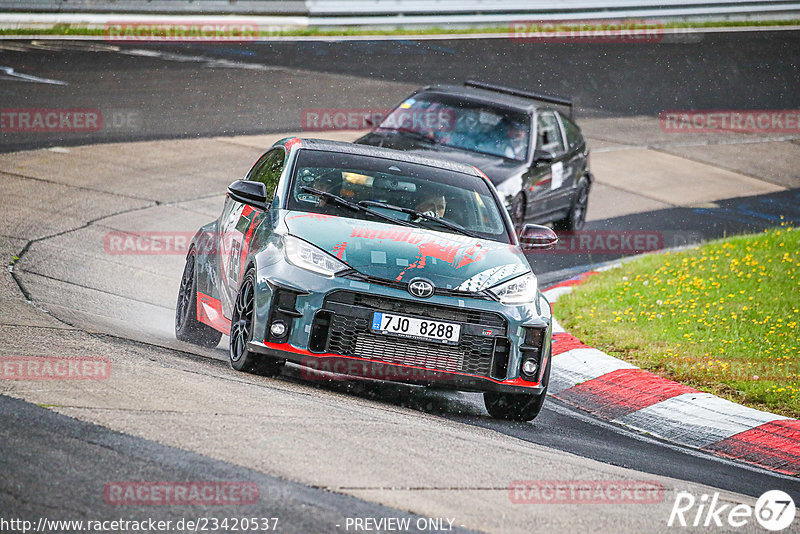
[[356, 132, 527, 186], [283, 211, 530, 292]]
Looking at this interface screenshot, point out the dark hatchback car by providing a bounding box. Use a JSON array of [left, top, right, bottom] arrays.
[[357, 80, 593, 231]]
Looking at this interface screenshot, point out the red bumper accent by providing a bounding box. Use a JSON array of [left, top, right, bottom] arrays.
[[197, 292, 231, 333], [262, 341, 540, 387]]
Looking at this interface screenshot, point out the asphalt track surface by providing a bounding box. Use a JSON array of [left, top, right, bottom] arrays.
[[1, 34, 800, 532], [1, 29, 799, 151], [1, 394, 459, 534]]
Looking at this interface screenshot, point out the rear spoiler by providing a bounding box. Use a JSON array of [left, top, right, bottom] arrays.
[[464, 80, 574, 119]]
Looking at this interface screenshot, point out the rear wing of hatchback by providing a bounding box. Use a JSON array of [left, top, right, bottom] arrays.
[[464, 80, 574, 119]]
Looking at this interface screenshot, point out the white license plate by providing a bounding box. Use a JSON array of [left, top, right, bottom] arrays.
[[371, 312, 461, 344]]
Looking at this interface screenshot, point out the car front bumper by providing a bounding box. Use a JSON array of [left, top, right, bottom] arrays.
[[250, 260, 553, 394]]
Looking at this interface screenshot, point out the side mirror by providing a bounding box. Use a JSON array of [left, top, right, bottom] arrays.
[[533, 149, 555, 165], [520, 224, 558, 250], [227, 180, 268, 209]]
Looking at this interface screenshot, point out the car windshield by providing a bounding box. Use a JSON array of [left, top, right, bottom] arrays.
[[287, 149, 511, 243], [376, 94, 532, 161]]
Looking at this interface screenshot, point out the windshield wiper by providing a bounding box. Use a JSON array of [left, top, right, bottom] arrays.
[[300, 186, 414, 227], [358, 200, 482, 239], [375, 127, 436, 144]]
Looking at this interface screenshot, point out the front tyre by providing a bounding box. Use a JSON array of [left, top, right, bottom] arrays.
[[175, 251, 222, 348], [229, 268, 284, 376], [484, 359, 550, 421], [484, 390, 547, 421]]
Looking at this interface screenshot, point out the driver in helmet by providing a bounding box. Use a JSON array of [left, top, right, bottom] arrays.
[[415, 193, 446, 219]]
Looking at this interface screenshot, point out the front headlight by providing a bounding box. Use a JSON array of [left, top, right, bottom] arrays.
[[487, 272, 538, 305], [284, 235, 349, 277]]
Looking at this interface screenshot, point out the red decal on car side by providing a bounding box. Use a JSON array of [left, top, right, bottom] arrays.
[[196, 292, 231, 333]]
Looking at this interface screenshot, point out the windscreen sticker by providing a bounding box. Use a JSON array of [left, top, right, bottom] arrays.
[[297, 193, 321, 204], [400, 98, 415, 109], [551, 161, 564, 190]]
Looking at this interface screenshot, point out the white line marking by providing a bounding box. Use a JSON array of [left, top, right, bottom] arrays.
[[0, 66, 67, 86], [117, 49, 284, 72], [543, 285, 574, 303]]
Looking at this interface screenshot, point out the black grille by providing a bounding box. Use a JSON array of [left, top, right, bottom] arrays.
[[326, 291, 506, 327], [315, 291, 507, 378]]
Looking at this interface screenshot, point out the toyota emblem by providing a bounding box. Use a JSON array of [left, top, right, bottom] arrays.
[[407, 278, 435, 298]]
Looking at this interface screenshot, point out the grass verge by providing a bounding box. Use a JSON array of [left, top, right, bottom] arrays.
[[556, 224, 799, 418]]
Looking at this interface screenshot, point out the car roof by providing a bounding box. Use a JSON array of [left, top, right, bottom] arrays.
[[417, 84, 544, 114], [281, 137, 485, 178]]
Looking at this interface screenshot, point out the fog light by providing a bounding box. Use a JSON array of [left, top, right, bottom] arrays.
[[270, 321, 287, 337], [522, 359, 538, 376]]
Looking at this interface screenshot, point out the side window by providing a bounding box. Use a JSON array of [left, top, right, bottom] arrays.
[[247, 149, 285, 199], [535, 111, 566, 155], [559, 113, 584, 152]]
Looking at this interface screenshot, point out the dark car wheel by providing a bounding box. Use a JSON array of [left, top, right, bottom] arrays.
[[554, 177, 589, 231], [229, 268, 284, 376], [483, 359, 550, 421], [175, 251, 222, 348]]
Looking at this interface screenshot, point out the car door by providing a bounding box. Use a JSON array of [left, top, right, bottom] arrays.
[[557, 111, 589, 200], [523, 110, 569, 220], [217, 147, 285, 317]]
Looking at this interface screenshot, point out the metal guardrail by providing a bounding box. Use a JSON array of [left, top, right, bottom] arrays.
[[0, 1, 307, 14], [1, 0, 798, 24], [305, 0, 800, 15]]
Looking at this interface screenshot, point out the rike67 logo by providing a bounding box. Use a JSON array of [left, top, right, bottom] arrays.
[[668, 490, 796, 531]]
